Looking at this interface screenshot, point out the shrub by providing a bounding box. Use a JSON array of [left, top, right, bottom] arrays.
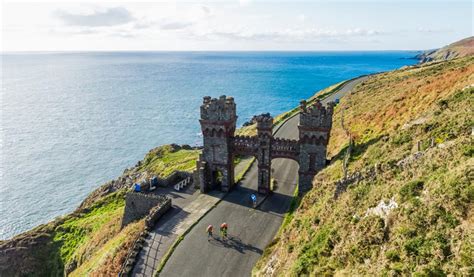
[[391, 131, 412, 145], [399, 180, 424, 202], [292, 226, 335, 275], [385, 249, 401, 262], [413, 265, 446, 277], [461, 144, 474, 157], [404, 236, 425, 256], [437, 99, 449, 110]]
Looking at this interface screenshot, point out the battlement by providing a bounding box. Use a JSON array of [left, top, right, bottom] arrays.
[[299, 99, 334, 129], [255, 113, 273, 131], [200, 95, 236, 122]]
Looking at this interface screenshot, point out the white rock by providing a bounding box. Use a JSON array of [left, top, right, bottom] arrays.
[[365, 197, 398, 218]]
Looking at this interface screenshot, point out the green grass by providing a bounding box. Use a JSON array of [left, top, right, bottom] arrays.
[[70, 219, 144, 276], [292, 225, 336, 276], [54, 191, 126, 262], [138, 145, 200, 177], [280, 186, 300, 233]]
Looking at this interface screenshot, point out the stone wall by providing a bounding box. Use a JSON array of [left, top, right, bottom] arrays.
[[156, 171, 192, 187], [119, 197, 171, 276], [144, 198, 172, 228], [333, 137, 443, 199], [121, 192, 169, 228]]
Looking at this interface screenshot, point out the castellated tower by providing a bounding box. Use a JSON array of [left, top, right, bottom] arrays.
[[256, 114, 273, 194], [298, 99, 334, 192], [197, 95, 237, 192]]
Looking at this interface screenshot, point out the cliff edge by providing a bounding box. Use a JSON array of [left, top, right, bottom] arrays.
[[417, 36, 474, 63]]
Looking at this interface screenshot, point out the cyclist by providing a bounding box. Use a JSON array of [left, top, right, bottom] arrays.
[[220, 222, 228, 241], [206, 224, 213, 241]]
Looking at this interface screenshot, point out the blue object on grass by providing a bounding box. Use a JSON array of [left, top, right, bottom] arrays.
[[134, 183, 141, 192]]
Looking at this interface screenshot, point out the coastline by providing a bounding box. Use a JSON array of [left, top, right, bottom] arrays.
[[0, 55, 425, 276], [2, 72, 369, 242], [2, 51, 419, 240], [0, 70, 373, 277]]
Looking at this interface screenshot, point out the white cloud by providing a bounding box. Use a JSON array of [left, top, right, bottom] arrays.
[[54, 7, 134, 27], [2, 1, 471, 51], [159, 20, 194, 30], [239, 0, 253, 7], [417, 27, 451, 33], [192, 27, 382, 42]]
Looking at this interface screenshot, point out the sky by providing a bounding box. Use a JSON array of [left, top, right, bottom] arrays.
[[1, 0, 472, 51]]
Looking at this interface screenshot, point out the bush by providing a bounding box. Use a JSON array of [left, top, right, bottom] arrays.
[[413, 265, 446, 277], [391, 131, 412, 145], [461, 144, 474, 157], [404, 237, 425, 256], [399, 180, 424, 202], [385, 249, 401, 262], [292, 226, 336, 275]]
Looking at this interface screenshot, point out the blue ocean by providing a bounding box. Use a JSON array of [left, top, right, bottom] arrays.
[[1, 51, 417, 239]]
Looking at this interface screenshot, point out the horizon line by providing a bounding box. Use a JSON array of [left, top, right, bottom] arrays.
[[2, 49, 426, 54]]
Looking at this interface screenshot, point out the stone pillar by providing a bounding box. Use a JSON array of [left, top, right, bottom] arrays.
[[258, 164, 271, 194], [417, 140, 422, 152], [220, 166, 234, 192], [198, 95, 237, 193], [198, 158, 208, 193], [298, 172, 314, 193], [297, 100, 334, 194], [256, 114, 273, 194]]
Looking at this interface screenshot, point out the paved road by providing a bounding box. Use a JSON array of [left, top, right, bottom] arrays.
[[132, 158, 254, 276], [159, 77, 367, 277]]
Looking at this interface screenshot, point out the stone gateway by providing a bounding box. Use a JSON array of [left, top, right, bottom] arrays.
[[196, 95, 334, 195]]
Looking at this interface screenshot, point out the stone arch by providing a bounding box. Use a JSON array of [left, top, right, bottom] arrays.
[[270, 157, 299, 192], [198, 96, 333, 195]]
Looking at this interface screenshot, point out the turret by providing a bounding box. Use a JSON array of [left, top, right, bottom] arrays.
[[255, 113, 273, 194], [298, 99, 335, 193], [197, 95, 237, 193], [299, 99, 334, 131], [256, 113, 273, 137], [200, 95, 236, 123]]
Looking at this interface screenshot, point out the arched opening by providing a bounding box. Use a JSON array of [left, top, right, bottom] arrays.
[[252, 158, 299, 195], [270, 158, 299, 194], [211, 169, 224, 189], [233, 154, 254, 185]]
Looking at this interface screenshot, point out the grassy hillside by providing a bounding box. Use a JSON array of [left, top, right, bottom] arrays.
[[255, 56, 473, 276], [0, 144, 199, 276], [418, 37, 474, 63], [137, 144, 200, 177]]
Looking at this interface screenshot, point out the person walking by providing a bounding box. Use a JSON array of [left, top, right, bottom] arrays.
[[250, 193, 257, 208], [206, 224, 213, 241]]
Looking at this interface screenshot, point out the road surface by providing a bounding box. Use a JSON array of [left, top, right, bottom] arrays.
[[158, 76, 367, 277]]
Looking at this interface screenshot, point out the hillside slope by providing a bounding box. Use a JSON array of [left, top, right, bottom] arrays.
[[0, 144, 199, 276], [417, 37, 474, 63], [255, 56, 473, 276]]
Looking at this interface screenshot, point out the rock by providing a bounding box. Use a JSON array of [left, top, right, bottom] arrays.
[[365, 197, 398, 219]]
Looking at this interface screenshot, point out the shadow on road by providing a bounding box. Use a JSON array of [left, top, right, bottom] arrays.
[[207, 235, 263, 255], [155, 206, 191, 232], [219, 184, 294, 214]]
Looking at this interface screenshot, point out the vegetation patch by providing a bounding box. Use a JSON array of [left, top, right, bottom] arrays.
[[138, 144, 200, 177]]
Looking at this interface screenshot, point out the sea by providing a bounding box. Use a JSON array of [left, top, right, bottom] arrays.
[[1, 51, 418, 239]]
